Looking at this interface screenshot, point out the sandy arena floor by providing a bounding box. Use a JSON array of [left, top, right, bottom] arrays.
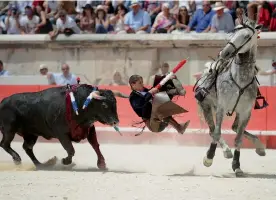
[[0, 142, 275, 200]]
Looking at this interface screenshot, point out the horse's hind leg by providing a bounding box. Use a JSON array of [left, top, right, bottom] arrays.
[[232, 112, 251, 177], [232, 114, 266, 156], [243, 131, 266, 156], [0, 131, 21, 165]]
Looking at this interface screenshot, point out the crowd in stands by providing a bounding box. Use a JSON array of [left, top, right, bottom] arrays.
[[0, 0, 275, 36]]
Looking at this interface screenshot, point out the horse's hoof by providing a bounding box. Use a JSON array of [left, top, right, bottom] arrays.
[[97, 159, 107, 170], [43, 156, 58, 166], [223, 149, 233, 159], [235, 168, 244, 177], [203, 156, 213, 167], [62, 158, 72, 165], [256, 148, 266, 156]]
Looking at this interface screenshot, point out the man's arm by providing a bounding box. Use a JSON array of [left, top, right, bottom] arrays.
[[138, 11, 151, 32]]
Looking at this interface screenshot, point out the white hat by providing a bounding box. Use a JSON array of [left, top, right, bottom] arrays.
[[212, 2, 226, 11], [39, 64, 47, 70], [162, 3, 170, 9], [130, 0, 140, 7]]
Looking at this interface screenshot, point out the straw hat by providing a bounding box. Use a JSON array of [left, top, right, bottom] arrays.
[[130, 0, 140, 7], [212, 2, 226, 11]]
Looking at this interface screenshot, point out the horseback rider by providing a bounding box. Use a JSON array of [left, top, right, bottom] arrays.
[[129, 75, 190, 134]]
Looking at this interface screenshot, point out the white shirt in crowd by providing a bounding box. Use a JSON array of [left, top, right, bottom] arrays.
[[49, 73, 78, 85], [20, 15, 40, 34], [5, 16, 21, 34], [56, 16, 81, 34]]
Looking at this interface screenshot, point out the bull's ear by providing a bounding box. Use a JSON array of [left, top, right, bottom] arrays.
[[112, 90, 129, 98], [255, 24, 262, 30]]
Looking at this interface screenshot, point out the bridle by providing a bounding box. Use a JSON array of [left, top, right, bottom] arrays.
[[225, 24, 256, 60]]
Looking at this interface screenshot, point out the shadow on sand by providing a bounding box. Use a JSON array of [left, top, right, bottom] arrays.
[[36, 165, 276, 179], [168, 167, 276, 179]]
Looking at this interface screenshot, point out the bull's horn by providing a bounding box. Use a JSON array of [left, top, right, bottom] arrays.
[[114, 126, 122, 136], [112, 90, 129, 98], [82, 90, 106, 110]]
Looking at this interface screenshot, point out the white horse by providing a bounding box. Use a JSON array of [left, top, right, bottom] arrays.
[[194, 18, 264, 177]]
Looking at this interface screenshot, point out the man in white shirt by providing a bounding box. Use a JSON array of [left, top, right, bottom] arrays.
[[49, 9, 81, 39], [19, 5, 39, 34], [0, 60, 9, 76], [5, 8, 21, 34], [47, 63, 77, 85]]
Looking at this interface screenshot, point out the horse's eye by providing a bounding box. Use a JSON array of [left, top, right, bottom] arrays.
[[244, 35, 250, 39]]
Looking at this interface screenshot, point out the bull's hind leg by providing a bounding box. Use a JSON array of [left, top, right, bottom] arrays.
[[0, 131, 21, 165], [87, 126, 107, 170]]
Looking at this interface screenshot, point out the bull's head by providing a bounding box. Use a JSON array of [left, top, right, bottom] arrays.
[[83, 88, 129, 135]]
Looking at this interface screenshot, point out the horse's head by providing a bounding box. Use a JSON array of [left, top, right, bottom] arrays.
[[219, 16, 262, 60]]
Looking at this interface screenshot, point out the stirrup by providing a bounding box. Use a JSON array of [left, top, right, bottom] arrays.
[[254, 96, 269, 109]]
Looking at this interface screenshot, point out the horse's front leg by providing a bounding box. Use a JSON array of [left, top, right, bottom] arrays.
[[203, 106, 225, 167], [232, 111, 251, 177]]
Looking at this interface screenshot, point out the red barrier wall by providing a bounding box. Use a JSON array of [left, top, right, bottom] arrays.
[[0, 85, 275, 148]]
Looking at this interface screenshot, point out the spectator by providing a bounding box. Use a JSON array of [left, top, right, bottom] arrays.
[[34, 4, 53, 34], [111, 0, 131, 10], [43, 0, 59, 23], [109, 70, 127, 86], [0, 18, 6, 34], [120, 0, 151, 34], [0, 60, 9, 76], [235, 7, 244, 26], [170, 6, 190, 33], [5, 7, 21, 34], [10, 0, 33, 16], [19, 6, 40, 34], [257, 1, 274, 31], [76, 0, 92, 14], [269, 7, 276, 31], [209, 2, 235, 33], [104, 0, 115, 17], [57, 0, 77, 20], [185, 0, 215, 33], [47, 63, 77, 85], [80, 4, 95, 33], [39, 64, 48, 75], [143, 0, 161, 25], [49, 10, 81, 39], [110, 4, 128, 33], [151, 3, 174, 33], [0, 1, 11, 22], [95, 5, 112, 34]]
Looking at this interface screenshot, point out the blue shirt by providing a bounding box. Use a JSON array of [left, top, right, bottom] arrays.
[[188, 9, 215, 33], [124, 8, 151, 32]]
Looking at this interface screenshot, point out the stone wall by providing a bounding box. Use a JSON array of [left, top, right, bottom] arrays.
[[0, 33, 275, 85]]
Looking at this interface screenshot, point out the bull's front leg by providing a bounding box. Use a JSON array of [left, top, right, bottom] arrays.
[[87, 126, 107, 170], [57, 133, 75, 165]]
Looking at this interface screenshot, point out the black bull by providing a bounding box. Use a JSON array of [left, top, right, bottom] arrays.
[[0, 84, 128, 169]]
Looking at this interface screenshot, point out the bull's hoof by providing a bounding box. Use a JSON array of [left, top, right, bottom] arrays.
[[223, 149, 233, 159], [43, 156, 58, 166], [256, 148, 266, 156], [235, 168, 244, 177], [62, 158, 72, 165], [97, 159, 107, 170], [13, 157, 22, 165], [203, 156, 213, 167]]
